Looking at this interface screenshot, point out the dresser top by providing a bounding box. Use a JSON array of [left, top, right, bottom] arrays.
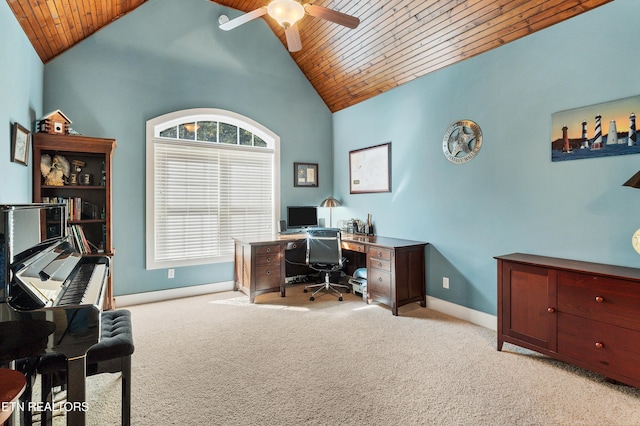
[[496, 253, 640, 281]]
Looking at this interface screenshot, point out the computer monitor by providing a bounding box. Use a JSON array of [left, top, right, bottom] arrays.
[[287, 206, 318, 229]]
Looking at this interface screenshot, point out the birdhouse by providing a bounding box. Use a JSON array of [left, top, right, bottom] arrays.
[[37, 110, 72, 135]]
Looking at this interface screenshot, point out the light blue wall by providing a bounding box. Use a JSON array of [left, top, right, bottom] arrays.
[[0, 1, 43, 203], [333, 0, 640, 315], [42, 0, 333, 296]]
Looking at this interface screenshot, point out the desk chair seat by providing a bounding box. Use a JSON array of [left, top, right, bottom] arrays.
[[303, 228, 350, 301], [37, 309, 134, 426]]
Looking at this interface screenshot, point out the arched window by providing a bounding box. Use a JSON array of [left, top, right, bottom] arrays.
[[146, 108, 280, 269]]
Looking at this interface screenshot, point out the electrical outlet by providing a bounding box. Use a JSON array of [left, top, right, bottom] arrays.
[[443, 277, 449, 289], [168, 268, 175, 279]]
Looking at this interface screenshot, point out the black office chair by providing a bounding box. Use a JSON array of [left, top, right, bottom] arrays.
[[303, 228, 350, 301]]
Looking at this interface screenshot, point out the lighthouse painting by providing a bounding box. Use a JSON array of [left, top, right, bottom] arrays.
[[551, 95, 640, 162]]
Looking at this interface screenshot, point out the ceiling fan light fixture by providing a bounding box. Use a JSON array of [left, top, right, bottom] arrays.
[[267, 0, 305, 28]]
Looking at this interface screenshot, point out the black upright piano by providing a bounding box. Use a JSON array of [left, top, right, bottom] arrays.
[[0, 204, 109, 426]]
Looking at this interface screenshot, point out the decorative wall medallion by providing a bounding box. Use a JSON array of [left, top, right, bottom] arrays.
[[633, 228, 640, 255], [442, 119, 482, 164]]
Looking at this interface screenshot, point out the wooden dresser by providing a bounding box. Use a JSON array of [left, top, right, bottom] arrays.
[[496, 253, 640, 387]]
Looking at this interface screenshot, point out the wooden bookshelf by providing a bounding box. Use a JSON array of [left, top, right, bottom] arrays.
[[32, 133, 116, 310]]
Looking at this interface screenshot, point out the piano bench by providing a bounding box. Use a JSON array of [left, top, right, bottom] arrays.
[[37, 309, 134, 426]]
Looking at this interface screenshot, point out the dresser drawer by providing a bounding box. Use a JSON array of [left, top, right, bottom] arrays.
[[557, 271, 640, 331], [558, 313, 640, 382], [369, 247, 392, 261], [255, 264, 281, 290]]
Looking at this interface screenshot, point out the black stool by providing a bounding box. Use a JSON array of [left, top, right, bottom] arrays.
[[37, 309, 134, 426]]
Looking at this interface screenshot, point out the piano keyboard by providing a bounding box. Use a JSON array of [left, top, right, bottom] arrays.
[[58, 263, 107, 306]]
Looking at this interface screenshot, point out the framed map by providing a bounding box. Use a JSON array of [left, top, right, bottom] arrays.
[[349, 142, 391, 194]]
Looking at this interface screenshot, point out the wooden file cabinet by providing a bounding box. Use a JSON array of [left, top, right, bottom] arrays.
[[234, 241, 284, 303], [497, 253, 640, 387]]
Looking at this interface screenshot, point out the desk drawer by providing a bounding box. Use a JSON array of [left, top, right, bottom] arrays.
[[342, 241, 366, 253], [369, 268, 391, 299], [256, 252, 280, 266], [369, 258, 391, 272], [255, 264, 281, 290], [558, 271, 640, 331], [369, 247, 392, 261], [256, 244, 280, 256], [286, 240, 305, 251]]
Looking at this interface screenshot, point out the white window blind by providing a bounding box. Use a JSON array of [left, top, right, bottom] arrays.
[[146, 108, 280, 270]]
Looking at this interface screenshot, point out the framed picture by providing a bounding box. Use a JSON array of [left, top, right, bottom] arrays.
[[294, 162, 318, 187], [349, 142, 391, 194], [11, 122, 30, 166]]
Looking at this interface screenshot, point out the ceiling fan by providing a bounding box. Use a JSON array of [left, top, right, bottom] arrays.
[[218, 0, 360, 52]]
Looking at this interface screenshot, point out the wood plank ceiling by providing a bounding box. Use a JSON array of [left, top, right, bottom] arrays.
[[7, 0, 612, 112]]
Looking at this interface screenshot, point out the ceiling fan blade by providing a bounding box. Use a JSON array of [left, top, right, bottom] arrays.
[[285, 24, 302, 52], [219, 7, 267, 31], [303, 4, 360, 29]]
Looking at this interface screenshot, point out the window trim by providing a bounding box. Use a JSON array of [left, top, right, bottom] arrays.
[[145, 108, 281, 270]]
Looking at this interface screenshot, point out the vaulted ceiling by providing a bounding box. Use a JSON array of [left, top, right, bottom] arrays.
[[7, 0, 612, 112]]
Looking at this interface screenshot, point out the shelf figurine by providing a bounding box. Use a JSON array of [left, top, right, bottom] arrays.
[[40, 154, 70, 186]]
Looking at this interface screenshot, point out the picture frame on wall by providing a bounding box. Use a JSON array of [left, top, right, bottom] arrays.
[[349, 142, 391, 194], [294, 162, 318, 187], [11, 122, 30, 166]]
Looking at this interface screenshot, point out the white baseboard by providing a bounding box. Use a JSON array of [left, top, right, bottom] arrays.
[[426, 296, 497, 331], [115, 283, 497, 331], [115, 281, 235, 307]]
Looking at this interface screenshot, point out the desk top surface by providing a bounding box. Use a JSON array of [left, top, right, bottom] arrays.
[[233, 233, 427, 249]]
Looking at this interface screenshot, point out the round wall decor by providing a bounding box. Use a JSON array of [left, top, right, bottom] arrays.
[[442, 119, 482, 164], [633, 228, 640, 255]]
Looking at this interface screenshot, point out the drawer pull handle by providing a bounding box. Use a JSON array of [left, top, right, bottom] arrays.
[[266, 247, 271, 252], [378, 277, 383, 282], [266, 270, 271, 275], [595, 296, 604, 303], [595, 342, 604, 349], [547, 307, 555, 313], [266, 257, 271, 262], [377, 251, 382, 257], [292, 243, 297, 248], [377, 262, 383, 268]]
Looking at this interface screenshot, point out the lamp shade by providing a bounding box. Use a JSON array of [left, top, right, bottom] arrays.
[[267, 0, 305, 28], [623, 170, 640, 189], [320, 196, 341, 208]]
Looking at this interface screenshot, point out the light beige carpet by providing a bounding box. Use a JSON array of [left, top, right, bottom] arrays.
[[52, 287, 640, 425]]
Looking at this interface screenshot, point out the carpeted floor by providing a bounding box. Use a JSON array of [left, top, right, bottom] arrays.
[[51, 286, 640, 425]]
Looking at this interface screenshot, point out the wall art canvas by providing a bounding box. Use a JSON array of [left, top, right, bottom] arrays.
[[551, 95, 640, 162]]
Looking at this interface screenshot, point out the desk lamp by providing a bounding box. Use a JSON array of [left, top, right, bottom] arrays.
[[320, 196, 341, 228]]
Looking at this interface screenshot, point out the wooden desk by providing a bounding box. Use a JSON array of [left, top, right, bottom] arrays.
[[0, 368, 26, 424], [233, 233, 427, 315]]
